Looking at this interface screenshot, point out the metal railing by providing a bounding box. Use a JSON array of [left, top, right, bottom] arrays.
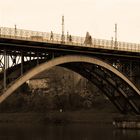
[[0, 27, 140, 53]]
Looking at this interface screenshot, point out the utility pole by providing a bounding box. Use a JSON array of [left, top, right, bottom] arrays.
[[114, 23, 118, 49], [61, 15, 65, 43]]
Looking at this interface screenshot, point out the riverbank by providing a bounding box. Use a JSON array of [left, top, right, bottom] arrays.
[[0, 110, 120, 124]]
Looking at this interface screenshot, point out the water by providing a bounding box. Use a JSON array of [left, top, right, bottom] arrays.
[[0, 123, 140, 140]]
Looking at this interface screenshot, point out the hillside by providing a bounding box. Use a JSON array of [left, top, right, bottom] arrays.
[[0, 66, 118, 113]]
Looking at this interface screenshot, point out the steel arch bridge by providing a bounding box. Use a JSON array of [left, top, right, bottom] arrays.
[[0, 27, 140, 114]]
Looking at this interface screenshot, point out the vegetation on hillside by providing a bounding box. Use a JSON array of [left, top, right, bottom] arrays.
[[0, 67, 117, 113]]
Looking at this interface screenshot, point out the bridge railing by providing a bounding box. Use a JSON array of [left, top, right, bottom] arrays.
[[0, 27, 140, 53]]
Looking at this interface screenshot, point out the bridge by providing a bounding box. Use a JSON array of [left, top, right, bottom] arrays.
[[0, 26, 140, 114]]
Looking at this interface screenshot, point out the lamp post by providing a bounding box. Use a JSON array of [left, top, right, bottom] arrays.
[[114, 23, 118, 49], [61, 15, 65, 43]]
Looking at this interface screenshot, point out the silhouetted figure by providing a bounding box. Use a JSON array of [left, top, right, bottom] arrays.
[[15, 24, 17, 36], [50, 31, 53, 40], [84, 32, 92, 45], [69, 35, 72, 42], [67, 31, 69, 41], [89, 35, 92, 45]]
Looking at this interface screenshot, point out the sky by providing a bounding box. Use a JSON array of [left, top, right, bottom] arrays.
[[0, 0, 140, 43]]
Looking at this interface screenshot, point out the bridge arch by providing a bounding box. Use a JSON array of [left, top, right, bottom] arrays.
[[1, 55, 140, 114]]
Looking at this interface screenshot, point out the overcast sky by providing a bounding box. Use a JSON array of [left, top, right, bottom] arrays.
[[0, 0, 140, 43]]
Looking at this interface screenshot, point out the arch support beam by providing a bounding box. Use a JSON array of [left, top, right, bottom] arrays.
[[62, 63, 139, 114], [0, 55, 140, 114]]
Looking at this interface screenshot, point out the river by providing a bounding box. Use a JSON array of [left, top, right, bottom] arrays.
[[0, 123, 140, 140]]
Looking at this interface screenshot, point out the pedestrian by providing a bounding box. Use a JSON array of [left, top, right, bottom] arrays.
[[67, 31, 69, 42], [69, 35, 72, 42], [15, 24, 17, 37], [50, 31, 53, 40]]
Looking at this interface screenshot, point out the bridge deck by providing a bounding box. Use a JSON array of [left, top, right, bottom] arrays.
[[0, 27, 140, 54]]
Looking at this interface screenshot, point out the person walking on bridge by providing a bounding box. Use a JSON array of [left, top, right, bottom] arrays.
[[50, 31, 53, 40]]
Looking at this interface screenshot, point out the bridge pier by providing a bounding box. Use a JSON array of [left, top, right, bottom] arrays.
[[21, 51, 24, 76], [3, 50, 7, 89], [127, 61, 140, 90], [133, 61, 140, 89]]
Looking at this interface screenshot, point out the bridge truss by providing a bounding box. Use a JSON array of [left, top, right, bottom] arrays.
[[0, 27, 140, 114]]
